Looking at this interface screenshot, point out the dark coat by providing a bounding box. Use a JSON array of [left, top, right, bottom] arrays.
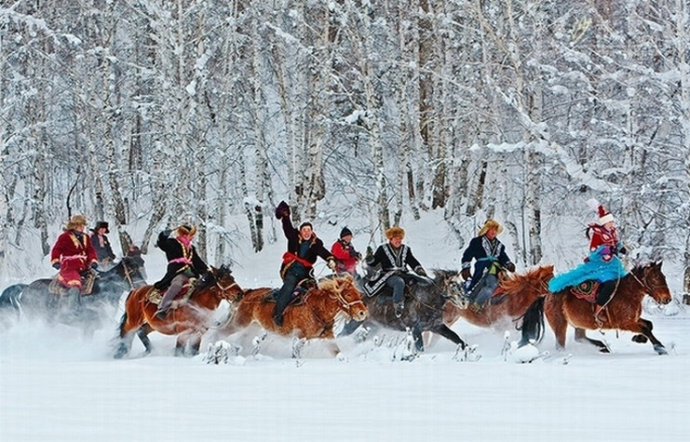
[[461, 236, 513, 290], [363, 243, 423, 296], [90, 232, 116, 262], [154, 231, 208, 290], [279, 216, 334, 279]]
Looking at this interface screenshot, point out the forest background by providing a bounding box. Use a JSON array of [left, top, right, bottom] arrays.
[[0, 0, 688, 289]]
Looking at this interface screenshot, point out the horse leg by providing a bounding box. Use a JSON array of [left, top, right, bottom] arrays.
[[636, 318, 667, 355], [188, 333, 203, 357], [544, 297, 568, 350], [574, 328, 610, 353], [115, 312, 139, 359], [175, 334, 188, 357], [431, 324, 467, 350], [137, 324, 153, 354], [412, 324, 425, 352]]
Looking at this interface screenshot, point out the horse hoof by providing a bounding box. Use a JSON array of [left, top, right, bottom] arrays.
[[654, 344, 668, 355], [631, 334, 648, 344], [114, 345, 128, 359]]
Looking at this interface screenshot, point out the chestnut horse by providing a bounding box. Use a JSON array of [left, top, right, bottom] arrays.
[[523, 261, 672, 355], [114, 265, 244, 358], [444, 265, 554, 345], [217, 275, 367, 354]]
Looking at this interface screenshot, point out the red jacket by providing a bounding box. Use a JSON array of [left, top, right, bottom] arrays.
[[330, 239, 360, 275], [50, 230, 98, 289]]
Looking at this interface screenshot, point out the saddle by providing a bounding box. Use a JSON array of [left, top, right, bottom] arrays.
[[569, 280, 600, 303], [146, 278, 198, 307], [48, 271, 97, 297], [263, 278, 317, 306]]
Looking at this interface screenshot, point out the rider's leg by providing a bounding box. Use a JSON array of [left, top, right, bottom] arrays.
[[594, 280, 616, 322], [273, 270, 301, 326], [156, 274, 187, 317], [387, 275, 405, 318]]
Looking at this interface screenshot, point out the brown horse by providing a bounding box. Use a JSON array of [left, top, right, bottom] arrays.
[[524, 261, 672, 355], [114, 265, 244, 358], [217, 275, 368, 354], [443, 265, 554, 344]]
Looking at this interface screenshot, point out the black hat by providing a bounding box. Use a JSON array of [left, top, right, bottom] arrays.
[[93, 221, 109, 233], [340, 227, 353, 238], [299, 221, 313, 230]]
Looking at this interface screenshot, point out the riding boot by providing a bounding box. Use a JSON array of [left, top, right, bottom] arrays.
[[394, 302, 404, 318]]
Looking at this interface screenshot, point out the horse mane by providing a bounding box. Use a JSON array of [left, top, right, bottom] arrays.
[[499, 265, 554, 295], [318, 275, 354, 295]]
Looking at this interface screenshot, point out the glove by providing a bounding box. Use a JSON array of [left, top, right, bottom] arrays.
[[355, 252, 362, 261], [599, 246, 612, 256], [91, 262, 99, 269], [162, 229, 172, 238], [416, 268, 427, 277], [348, 247, 358, 258], [505, 262, 516, 272], [52, 262, 60, 270], [461, 268, 471, 281], [275, 201, 290, 219], [619, 246, 627, 255], [327, 259, 336, 271], [365, 246, 373, 259]]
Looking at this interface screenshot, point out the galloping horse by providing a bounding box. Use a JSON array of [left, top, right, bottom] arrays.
[[217, 275, 367, 355], [344, 270, 470, 352], [115, 265, 244, 358], [444, 265, 554, 345], [523, 261, 672, 355], [1, 250, 146, 333]]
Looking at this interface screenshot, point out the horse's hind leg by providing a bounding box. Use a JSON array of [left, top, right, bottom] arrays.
[[544, 297, 568, 350], [574, 328, 610, 353]]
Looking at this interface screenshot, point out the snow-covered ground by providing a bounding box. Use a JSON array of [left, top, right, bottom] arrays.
[[1, 212, 688, 441]]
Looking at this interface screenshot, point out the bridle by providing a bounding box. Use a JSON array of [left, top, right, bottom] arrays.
[[329, 285, 366, 317], [214, 276, 243, 302]]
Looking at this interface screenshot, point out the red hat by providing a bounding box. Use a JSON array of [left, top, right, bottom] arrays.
[[588, 198, 614, 224]]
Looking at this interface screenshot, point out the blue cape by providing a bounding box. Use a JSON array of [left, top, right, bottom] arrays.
[[548, 246, 627, 293]]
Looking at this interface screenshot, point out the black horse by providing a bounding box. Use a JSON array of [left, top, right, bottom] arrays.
[[341, 269, 469, 352], [0, 250, 147, 333]]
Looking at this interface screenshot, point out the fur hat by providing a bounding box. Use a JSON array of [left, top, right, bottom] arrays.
[[340, 227, 353, 239], [66, 215, 88, 230], [587, 198, 614, 225], [176, 224, 197, 237], [92, 221, 109, 233], [385, 226, 405, 240], [477, 219, 503, 236]]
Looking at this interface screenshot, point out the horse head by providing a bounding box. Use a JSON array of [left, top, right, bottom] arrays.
[[432, 269, 470, 309], [634, 261, 672, 306], [319, 275, 368, 322], [119, 247, 147, 288], [206, 265, 244, 303]]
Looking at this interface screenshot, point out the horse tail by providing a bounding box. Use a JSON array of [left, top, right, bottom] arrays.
[[0, 283, 27, 312], [516, 297, 545, 346]]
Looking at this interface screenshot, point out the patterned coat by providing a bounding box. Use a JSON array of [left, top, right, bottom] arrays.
[[363, 243, 422, 296], [461, 236, 513, 290], [154, 231, 208, 290], [588, 224, 622, 261], [330, 239, 360, 275], [50, 230, 98, 289], [279, 217, 334, 279]]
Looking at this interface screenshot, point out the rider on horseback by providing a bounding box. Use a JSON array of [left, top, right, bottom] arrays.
[[50, 215, 99, 307], [363, 226, 428, 318], [547, 199, 628, 321], [153, 224, 208, 318], [90, 221, 116, 269], [460, 219, 515, 308], [330, 227, 362, 276], [273, 201, 337, 326]]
